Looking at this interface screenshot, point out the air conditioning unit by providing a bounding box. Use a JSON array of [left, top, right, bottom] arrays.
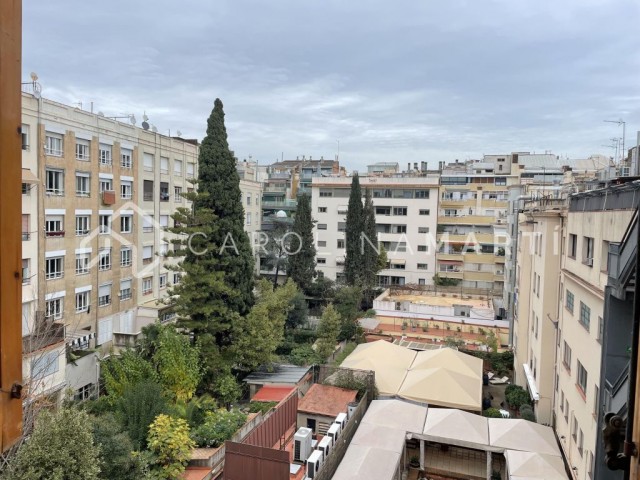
[[585, 258, 594, 267], [347, 402, 358, 419], [327, 424, 340, 445], [306, 450, 323, 479], [293, 427, 313, 462], [317, 436, 331, 461], [333, 412, 347, 433]]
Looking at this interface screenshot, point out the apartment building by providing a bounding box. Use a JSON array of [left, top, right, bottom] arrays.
[[20, 90, 199, 402], [237, 160, 263, 270], [311, 174, 440, 286], [512, 182, 636, 480]]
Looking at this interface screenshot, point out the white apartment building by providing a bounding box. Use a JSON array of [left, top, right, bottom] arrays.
[[237, 160, 263, 270], [311, 175, 440, 286], [513, 189, 635, 480]]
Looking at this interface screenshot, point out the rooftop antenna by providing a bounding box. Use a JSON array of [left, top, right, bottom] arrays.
[[151, 125, 158, 133], [176, 130, 182, 137], [142, 113, 150, 131], [604, 118, 626, 165], [106, 113, 136, 125]]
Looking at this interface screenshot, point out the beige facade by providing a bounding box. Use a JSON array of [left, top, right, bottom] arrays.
[[513, 195, 634, 480], [237, 161, 263, 271]]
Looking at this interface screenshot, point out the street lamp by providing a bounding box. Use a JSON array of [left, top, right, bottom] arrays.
[[604, 119, 626, 164]]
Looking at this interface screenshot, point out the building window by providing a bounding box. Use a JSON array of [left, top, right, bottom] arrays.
[[45, 257, 63, 280], [45, 168, 64, 195], [418, 226, 429, 233], [159, 243, 169, 257], [318, 207, 327, 213], [99, 178, 113, 193], [337, 239, 345, 249], [246, 212, 251, 225], [317, 224, 327, 230], [142, 277, 153, 295], [566, 290, 574, 313], [318, 240, 326, 247], [22, 182, 30, 195], [76, 172, 90, 197], [45, 298, 63, 320], [143, 246, 154, 265], [583, 236, 594, 266], [415, 190, 429, 199], [75, 291, 90, 313], [22, 214, 30, 240], [75, 253, 90, 275], [76, 140, 90, 161], [393, 207, 407, 216], [601, 240, 610, 272], [560, 390, 564, 412], [159, 182, 170, 201], [75, 383, 95, 401], [594, 385, 600, 420], [419, 209, 430, 216], [99, 214, 111, 234], [578, 429, 584, 456], [174, 159, 183, 176], [577, 361, 588, 396], [319, 190, 332, 197], [121, 148, 132, 169], [143, 180, 154, 201], [187, 163, 195, 177], [31, 351, 59, 380], [159, 273, 168, 289], [246, 194, 251, 206], [121, 180, 132, 199], [597, 316, 603, 344], [160, 157, 169, 174], [338, 222, 346, 232], [120, 247, 132, 267], [417, 263, 429, 270], [418, 245, 428, 252], [143, 153, 154, 172], [317, 258, 327, 264], [120, 279, 132, 300], [173, 272, 182, 285], [45, 133, 63, 156], [21, 124, 29, 150], [45, 215, 65, 237], [563, 341, 572, 372], [564, 399, 570, 421], [76, 215, 90, 236], [579, 302, 591, 331], [98, 248, 112, 271], [174, 186, 183, 203], [143, 215, 154, 233], [120, 215, 133, 234], [99, 144, 112, 165], [98, 283, 112, 307], [568, 234, 577, 258]]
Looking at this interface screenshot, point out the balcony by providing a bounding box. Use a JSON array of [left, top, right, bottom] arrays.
[[463, 270, 495, 282], [437, 232, 495, 244], [262, 199, 297, 209], [437, 215, 495, 226], [101, 190, 116, 205], [439, 198, 476, 207], [143, 192, 154, 201], [437, 271, 463, 280], [45, 230, 65, 238]]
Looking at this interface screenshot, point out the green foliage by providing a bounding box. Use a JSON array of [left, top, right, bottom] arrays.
[[288, 343, 321, 366], [519, 404, 536, 422], [306, 276, 336, 300], [334, 286, 363, 341], [92, 414, 147, 480], [190, 409, 247, 448], [344, 174, 364, 285], [316, 304, 342, 361], [483, 330, 499, 353], [247, 401, 278, 414], [4, 408, 101, 480], [153, 326, 201, 403], [147, 415, 195, 480], [361, 188, 382, 299], [137, 322, 163, 361], [334, 342, 358, 366], [363, 309, 377, 318], [116, 380, 169, 450], [325, 369, 375, 399], [213, 371, 242, 408], [444, 336, 465, 348], [505, 385, 532, 410], [102, 349, 158, 404], [232, 279, 297, 370], [482, 408, 503, 418], [184, 395, 218, 429], [286, 291, 309, 329], [288, 193, 317, 291], [433, 273, 461, 286], [262, 218, 291, 286]]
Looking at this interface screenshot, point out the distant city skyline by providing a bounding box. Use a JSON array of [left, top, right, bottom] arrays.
[[23, 0, 640, 171]]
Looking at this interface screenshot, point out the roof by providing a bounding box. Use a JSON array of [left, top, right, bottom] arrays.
[[251, 385, 295, 403], [362, 399, 427, 433], [297, 384, 357, 417], [489, 419, 561, 457], [505, 450, 568, 479], [243, 364, 312, 385], [181, 467, 211, 480], [358, 317, 381, 331], [341, 341, 483, 411], [331, 445, 401, 480], [422, 408, 489, 448]]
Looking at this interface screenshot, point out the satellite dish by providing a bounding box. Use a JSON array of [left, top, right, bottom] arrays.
[[30, 72, 38, 82], [98, 111, 105, 117], [276, 210, 287, 218], [176, 130, 182, 137], [143, 114, 149, 122], [129, 114, 136, 125], [151, 126, 158, 133], [142, 121, 150, 131]]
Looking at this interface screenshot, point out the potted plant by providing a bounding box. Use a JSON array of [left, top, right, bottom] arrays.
[[457, 326, 461, 332], [422, 323, 428, 332], [402, 321, 408, 331], [409, 455, 420, 468], [446, 324, 451, 330]]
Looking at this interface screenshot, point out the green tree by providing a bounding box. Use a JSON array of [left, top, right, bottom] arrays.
[[116, 380, 169, 450], [306, 276, 336, 301], [232, 279, 297, 369], [4, 408, 100, 480], [147, 415, 195, 480], [102, 349, 158, 404], [261, 218, 291, 286], [190, 409, 247, 448], [286, 290, 308, 329], [506, 385, 532, 411], [193, 98, 255, 315], [482, 407, 503, 418], [213, 370, 242, 409], [288, 193, 316, 291], [316, 304, 342, 361], [344, 174, 364, 285], [483, 330, 499, 353], [334, 286, 363, 341], [92, 414, 147, 480], [153, 326, 201, 403], [361, 188, 382, 303], [288, 343, 321, 366]]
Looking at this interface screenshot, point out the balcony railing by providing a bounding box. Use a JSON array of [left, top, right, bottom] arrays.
[[45, 230, 65, 238], [143, 192, 153, 201]]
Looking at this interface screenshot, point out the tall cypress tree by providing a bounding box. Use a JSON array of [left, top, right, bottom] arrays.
[[288, 193, 316, 291], [344, 174, 364, 285], [194, 98, 255, 315], [361, 188, 381, 300]]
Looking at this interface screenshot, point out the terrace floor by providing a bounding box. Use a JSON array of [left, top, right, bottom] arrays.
[[406, 444, 506, 480]]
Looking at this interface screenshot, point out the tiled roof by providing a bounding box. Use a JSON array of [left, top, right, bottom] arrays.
[[251, 385, 295, 403], [297, 384, 357, 417]]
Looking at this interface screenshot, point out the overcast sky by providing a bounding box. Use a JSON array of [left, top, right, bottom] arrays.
[[23, 0, 640, 171]]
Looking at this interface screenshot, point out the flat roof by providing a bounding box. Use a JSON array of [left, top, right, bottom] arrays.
[[243, 364, 312, 385], [297, 384, 357, 417], [387, 293, 492, 309], [251, 385, 295, 403]]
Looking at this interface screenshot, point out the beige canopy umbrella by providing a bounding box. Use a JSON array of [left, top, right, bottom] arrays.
[[363, 399, 428, 434], [398, 367, 482, 411], [411, 347, 483, 377], [341, 340, 416, 395], [422, 407, 489, 448], [505, 450, 568, 479], [331, 445, 401, 480], [489, 419, 562, 457]]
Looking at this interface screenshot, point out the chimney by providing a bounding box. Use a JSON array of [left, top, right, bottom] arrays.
[[407, 162, 411, 172], [310, 156, 312, 161], [414, 162, 418, 170]]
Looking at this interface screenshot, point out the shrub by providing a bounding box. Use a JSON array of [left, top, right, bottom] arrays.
[[147, 414, 195, 479], [520, 404, 536, 422], [185, 395, 218, 428], [247, 401, 278, 414], [116, 380, 169, 450], [483, 408, 503, 418], [288, 343, 321, 366], [505, 385, 532, 410], [190, 409, 247, 448]]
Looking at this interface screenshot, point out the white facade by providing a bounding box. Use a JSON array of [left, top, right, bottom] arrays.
[[311, 175, 439, 285]]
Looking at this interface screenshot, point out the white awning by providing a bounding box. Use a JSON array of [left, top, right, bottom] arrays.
[[522, 363, 541, 401], [66, 331, 95, 348]]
